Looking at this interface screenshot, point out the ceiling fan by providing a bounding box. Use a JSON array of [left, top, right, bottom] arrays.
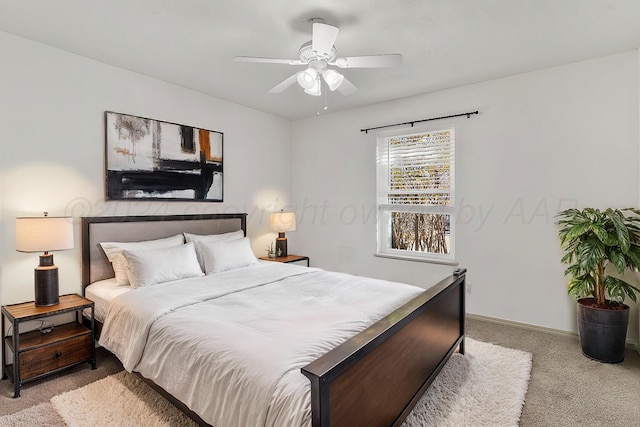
[[234, 19, 402, 97]]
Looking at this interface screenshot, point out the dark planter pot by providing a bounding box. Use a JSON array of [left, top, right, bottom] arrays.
[[577, 298, 629, 363]]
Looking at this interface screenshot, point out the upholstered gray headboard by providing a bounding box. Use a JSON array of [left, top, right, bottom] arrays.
[[81, 214, 247, 288]]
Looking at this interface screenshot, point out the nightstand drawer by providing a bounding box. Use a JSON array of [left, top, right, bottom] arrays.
[[20, 334, 92, 380]]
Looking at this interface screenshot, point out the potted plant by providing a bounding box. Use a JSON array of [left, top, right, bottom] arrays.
[[556, 207, 640, 363], [266, 242, 276, 258]]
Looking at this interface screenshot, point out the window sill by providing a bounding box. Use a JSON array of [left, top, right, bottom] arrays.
[[374, 252, 459, 266]]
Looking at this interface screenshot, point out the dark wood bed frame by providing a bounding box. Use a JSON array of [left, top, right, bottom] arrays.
[[81, 213, 466, 427]]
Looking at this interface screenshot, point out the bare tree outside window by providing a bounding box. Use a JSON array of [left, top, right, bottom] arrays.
[[391, 213, 450, 254]]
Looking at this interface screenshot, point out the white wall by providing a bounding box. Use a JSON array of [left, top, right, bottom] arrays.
[[0, 31, 292, 310], [291, 51, 640, 342], [1, 29, 639, 367]]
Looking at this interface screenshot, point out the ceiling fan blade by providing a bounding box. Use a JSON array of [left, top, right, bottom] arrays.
[[312, 23, 339, 57], [332, 54, 403, 68], [337, 76, 357, 95], [234, 56, 304, 66], [268, 72, 300, 93]]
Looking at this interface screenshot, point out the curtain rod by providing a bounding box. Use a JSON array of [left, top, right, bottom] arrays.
[[360, 110, 479, 134]]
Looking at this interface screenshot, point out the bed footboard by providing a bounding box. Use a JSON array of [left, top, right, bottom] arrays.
[[301, 271, 466, 427]]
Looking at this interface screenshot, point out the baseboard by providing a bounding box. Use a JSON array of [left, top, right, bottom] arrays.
[[466, 313, 639, 351], [626, 340, 637, 352], [467, 313, 577, 337]]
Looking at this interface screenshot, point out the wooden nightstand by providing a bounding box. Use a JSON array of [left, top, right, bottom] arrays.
[[1, 294, 96, 398], [259, 254, 310, 267]]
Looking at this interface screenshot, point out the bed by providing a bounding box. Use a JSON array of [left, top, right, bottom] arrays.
[[81, 213, 466, 427]]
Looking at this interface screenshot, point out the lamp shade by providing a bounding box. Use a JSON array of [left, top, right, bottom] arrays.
[[303, 78, 321, 96], [297, 68, 318, 89], [270, 211, 297, 232], [16, 216, 74, 252], [322, 69, 344, 91]]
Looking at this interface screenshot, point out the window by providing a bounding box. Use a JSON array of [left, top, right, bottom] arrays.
[[376, 127, 455, 263]]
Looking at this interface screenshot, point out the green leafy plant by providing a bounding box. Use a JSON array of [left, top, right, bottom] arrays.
[[556, 207, 640, 307], [266, 242, 275, 257]]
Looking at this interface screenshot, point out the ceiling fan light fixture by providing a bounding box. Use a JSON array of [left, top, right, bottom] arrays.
[[238, 22, 402, 97], [322, 69, 344, 91], [297, 68, 318, 89]]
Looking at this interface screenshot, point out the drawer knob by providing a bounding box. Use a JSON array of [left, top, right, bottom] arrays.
[[55, 352, 62, 358]]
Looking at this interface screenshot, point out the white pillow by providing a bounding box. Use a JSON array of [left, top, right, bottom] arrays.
[[198, 237, 258, 274], [122, 242, 204, 288], [183, 230, 244, 243], [100, 234, 185, 285], [184, 230, 244, 269]]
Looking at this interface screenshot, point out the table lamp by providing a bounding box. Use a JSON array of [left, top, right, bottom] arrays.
[[16, 213, 74, 306], [270, 210, 296, 257]]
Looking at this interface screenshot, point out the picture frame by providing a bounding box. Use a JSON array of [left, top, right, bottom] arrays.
[[105, 111, 223, 202]]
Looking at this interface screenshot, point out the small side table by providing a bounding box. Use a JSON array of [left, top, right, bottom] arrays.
[[1, 294, 96, 398], [259, 254, 310, 267]]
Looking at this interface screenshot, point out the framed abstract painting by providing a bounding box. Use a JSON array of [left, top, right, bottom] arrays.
[[105, 111, 223, 201]]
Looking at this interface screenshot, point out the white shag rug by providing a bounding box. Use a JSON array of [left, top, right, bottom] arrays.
[[43, 338, 531, 427], [402, 338, 532, 427], [50, 372, 196, 427]]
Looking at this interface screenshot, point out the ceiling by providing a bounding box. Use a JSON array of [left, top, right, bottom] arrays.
[[1, 1, 639, 121]]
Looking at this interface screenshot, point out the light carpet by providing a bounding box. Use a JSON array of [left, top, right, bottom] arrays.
[[0, 338, 531, 426]]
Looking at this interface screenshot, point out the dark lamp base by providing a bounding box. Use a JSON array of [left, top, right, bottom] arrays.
[[276, 232, 288, 257], [34, 254, 60, 307]]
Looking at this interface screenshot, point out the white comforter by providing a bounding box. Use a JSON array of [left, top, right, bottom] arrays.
[[99, 262, 423, 427]]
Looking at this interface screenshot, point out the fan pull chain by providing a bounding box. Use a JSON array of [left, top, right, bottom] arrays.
[[315, 75, 322, 115], [323, 80, 328, 111], [315, 77, 328, 115]]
